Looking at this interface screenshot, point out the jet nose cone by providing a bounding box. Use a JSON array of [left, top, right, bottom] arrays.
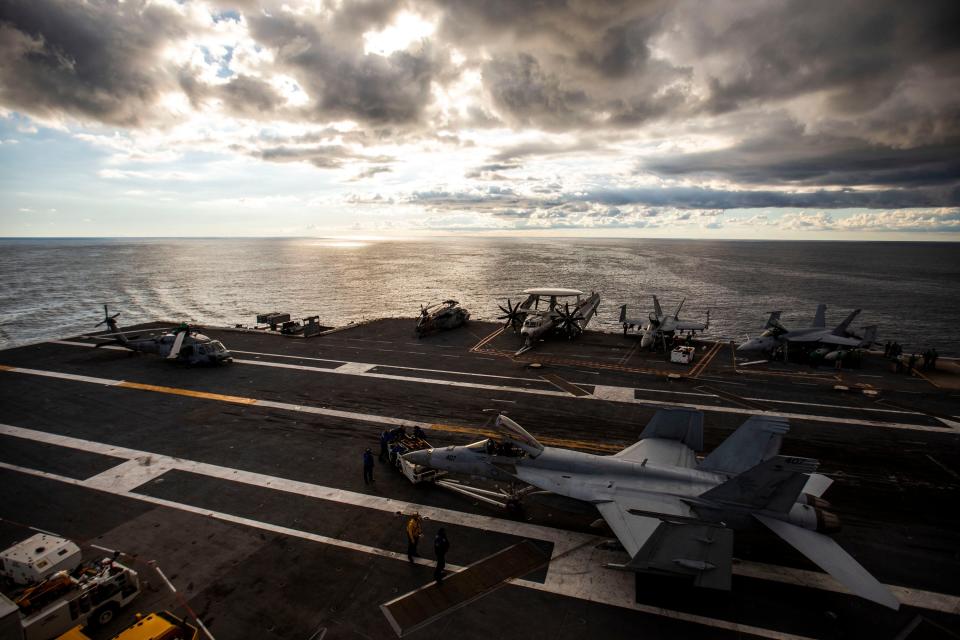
[[403, 448, 432, 467], [737, 340, 758, 352]]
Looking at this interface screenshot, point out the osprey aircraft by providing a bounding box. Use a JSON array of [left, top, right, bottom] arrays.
[[619, 296, 709, 349], [498, 288, 600, 356], [738, 304, 877, 358], [404, 410, 898, 610], [87, 306, 233, 365]]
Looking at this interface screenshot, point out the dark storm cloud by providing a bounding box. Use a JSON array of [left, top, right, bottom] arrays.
[[0, 0, 188, 126], [409, 183, 959, 214], [246, 143, 392, 170], [246, 11, 442, 125], [217, 75, 284, 118], [640, 124, 960, 191], [673, 0, 960, 116]]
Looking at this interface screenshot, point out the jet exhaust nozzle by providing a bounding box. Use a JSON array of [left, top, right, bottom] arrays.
[[816, 509, 841, 534]]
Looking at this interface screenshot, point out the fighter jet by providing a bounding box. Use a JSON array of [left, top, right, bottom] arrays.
[[86, 306, 233, 365], [404, 411, 898, 609], [738, 305, 877, 356], [619, 296, 709, 349]]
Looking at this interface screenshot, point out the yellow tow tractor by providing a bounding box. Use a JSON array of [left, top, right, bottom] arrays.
[[55, 611, 199, 640]]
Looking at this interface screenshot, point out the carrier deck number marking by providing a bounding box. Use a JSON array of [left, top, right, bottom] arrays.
[[2, 422, 959, 633]]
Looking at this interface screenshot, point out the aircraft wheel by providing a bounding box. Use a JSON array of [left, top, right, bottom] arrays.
[[90, 603, 119, 628]]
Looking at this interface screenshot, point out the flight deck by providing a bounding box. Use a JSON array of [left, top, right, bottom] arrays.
[[1, 319, 958, 639]]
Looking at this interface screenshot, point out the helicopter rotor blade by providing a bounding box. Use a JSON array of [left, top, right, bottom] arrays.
[[167, 330, 187, 360]]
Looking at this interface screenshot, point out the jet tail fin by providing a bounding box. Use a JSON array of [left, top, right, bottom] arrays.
[[619, 304, 627, 324], [813, 304, 826, 328], [859, 325, 878, 346], [763, 311, 782, 330], [652, 296, 663, 318], [755, 515, 899, 610], [672, 298, 685, 320], [831, 309, 861, 336], [700, 455, 817, 513]]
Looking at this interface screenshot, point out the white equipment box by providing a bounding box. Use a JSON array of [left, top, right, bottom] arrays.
[[670, 346, 696, 365], [0, 535, 81, 586]]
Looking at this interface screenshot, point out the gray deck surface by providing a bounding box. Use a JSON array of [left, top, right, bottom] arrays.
[[0, 318, 958, 639]]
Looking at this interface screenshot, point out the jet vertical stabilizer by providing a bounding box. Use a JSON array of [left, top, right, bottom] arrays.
[[831, 308, 861, 336], [813, 304, 827, 328]]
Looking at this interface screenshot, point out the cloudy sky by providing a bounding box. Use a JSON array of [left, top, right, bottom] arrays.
[[1, 0, 958, 239]]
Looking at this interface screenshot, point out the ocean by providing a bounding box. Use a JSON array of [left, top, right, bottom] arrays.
[[1, 237, 958, 355]]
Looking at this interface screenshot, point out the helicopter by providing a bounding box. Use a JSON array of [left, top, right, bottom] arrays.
[[415, 300, 470, 337], [86, 305, 233, 365]]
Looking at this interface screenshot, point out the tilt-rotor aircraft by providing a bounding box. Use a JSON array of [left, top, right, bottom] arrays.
[[404, 410, 898, 610], [738, 304, 877, 358], [619, 296, 709, 349], [498, 288, 601, 356], [85, 306, 233, 365]]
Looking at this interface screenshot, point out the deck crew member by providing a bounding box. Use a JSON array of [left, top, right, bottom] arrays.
[[379, 430, 391, 462], [406, 514, 423, 562], [434, 528, 450, 585], [363, 448, 375, 484]]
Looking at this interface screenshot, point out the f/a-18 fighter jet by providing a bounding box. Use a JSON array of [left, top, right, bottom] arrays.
[[404, 410, 898, 609], [737, 304, 877, 357], [619, 296, 709, 349], [498, 288, 601, 356], [85, 305, 233, 365]]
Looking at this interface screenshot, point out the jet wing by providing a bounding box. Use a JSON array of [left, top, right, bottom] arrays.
[[755, 515, 899, 610], [699, 416, 789, 476], [673, 320, 706, 332], [615, 409, 703, 468], [598, 499, 733, 590], [615, 439, 698, 468]]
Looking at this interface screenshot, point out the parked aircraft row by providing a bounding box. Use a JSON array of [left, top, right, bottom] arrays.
[[84, 294, 878, 365]]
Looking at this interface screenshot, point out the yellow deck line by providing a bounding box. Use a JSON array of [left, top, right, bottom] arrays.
[[116, 381, 258, 405]]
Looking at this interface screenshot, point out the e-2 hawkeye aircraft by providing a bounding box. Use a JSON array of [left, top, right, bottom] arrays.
[[498, 288, 601, 356], [619, 295, 709, 349], [404, 410, 898, 609], [85, 306, 233, 365]]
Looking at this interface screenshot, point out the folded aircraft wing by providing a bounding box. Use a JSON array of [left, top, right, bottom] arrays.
[[755, 514, 899, 610]]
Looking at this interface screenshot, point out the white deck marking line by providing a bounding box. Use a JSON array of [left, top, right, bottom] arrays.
[[593, 385, 637, 403], [234, 358, 571, 397], [52, 340, 550, 384], [1, 423, 956, 617], [334, 362, 377, 374], [85, 457, 175, 493], [8, 359, 944, 434], [53, 339, 912, 412]]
